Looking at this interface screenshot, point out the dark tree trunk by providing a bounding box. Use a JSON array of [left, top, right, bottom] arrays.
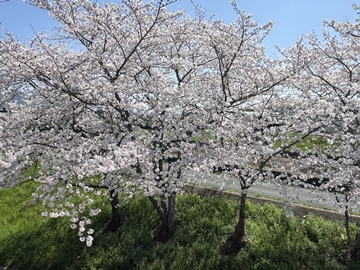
[[224, 189, 249, 254], [345, 205, 353, 247], [103, 190, 123, 233], [351, 232, 360, 260], [339, 195, 360, 261], [149, 193, 176, 242], [346, 205, 360, 260]]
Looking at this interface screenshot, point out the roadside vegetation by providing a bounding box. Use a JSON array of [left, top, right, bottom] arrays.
[[1, 181, 359, 270]]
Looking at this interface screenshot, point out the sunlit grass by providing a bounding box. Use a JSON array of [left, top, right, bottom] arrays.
[[0, 183, 358, 270], [274, 134, 343, 155]]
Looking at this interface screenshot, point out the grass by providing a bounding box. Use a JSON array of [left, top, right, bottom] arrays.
[[1, 182, 360, 270], [274, 134, 342, 153]]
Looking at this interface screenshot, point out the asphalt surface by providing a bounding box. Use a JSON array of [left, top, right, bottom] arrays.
[[182, 170, 360, 212]]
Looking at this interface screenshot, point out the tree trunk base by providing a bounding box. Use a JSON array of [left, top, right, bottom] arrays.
[[153, 226, 176, 243], [336, 232, 360, 266], [351, 232, 360, 259], [337, 248, 352, 265], [223, 235, 249, 255], [102, 214, 124, 234]]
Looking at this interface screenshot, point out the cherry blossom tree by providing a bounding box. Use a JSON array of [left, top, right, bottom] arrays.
[[0, 0, 186, 244], [279, 5, 360, 258], [201, 48, 328, 253], [139, 1, 323, 246], [0, 39, 143, 243], [192, 1, 360, 254], [121, 15, 214, 240], [0, 0, 224, 242]]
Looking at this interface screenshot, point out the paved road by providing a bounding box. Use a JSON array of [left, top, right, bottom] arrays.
[[182, 170, 360, 212]]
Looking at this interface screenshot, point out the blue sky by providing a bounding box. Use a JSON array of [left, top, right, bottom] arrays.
[[0, 0, 358, 56]]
